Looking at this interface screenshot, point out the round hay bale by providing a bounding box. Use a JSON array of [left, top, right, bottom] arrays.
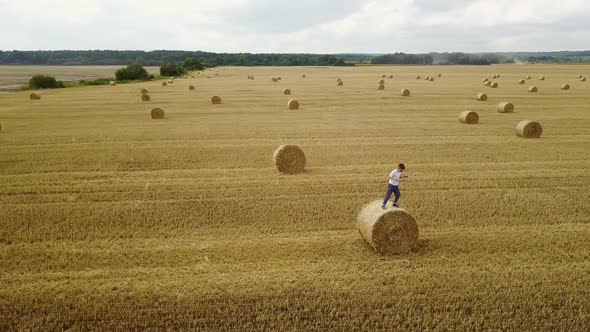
[[109, 81, 116, 86], [497, 102, 514, 113], [578, 75, 583, 79], [490, 82, 498, 88], [560, 84, 570, 90], [425, 76, 430, 81], [518, 79, 526, 84], [377, 83, 385, 90], [357, 200, 419, 255], [459, 110, 479, 124], [437, 73, 442, 77], [336, 78, 342, 82], [141, 88, 149, 94], [492, 74, 498, 79], [283, 88, 291, 95], [277, 77, 282, 81], [211, 96, 222, 104], [580, 77, 587, 82], [516, 120, 542, 138], [378, 79, 385, 84], [428, 77, 435, 82], [272, 78, 279, 82], [188, 85, 196, 91], [273, 145, 306, 174], [29, 92, 41, 100], [476, 93, 487, 101], [482, 78, 489, 82], [389, 74, 394, 79], [416, 75, 421, 79], [484, 81, 492, 86], [337, 81, 344, 86], [400, 88, 410, 97], [539, 76, 545, 80], [162, 81, 168, 86], [381, 74, 387, 78], [301, 74, 306, 78], [528, 86, 538, 93], [287, 99, 300, 110], [525, 76, 531, 79], [151, 108, 164, 119], [141, 93, 151, 101]]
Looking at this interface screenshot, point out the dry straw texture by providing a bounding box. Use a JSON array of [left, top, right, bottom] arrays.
[[141, 88, 149, 94], [497, 102, 514, 113], [539, 76, 545, 80], [141, 94, 151, 102], [283, 88, 291, 95], [518, 79, 526, 84], [150, 108, 164, 119], [459, 110, 479, 124], [401, 88, 411, 97], [561, 84, 570, 90], [476, 93, 487, 101], [189, 85, 196, 91], [357, 201, 419, 255], [109, 81, 116, 86], [288, 99, 300, 110], [528, 86, 538, 93], [516, 120, 543, 138], [273, 145, 306, 174], [162, 82, 168, 86], [377, 84, 385, 90], [29, 92, 41, 100], [211, 96, 222, 104]]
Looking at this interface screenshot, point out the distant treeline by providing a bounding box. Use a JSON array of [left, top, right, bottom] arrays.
[[1, 50, 589, 66], [0, 50, 352, 67]]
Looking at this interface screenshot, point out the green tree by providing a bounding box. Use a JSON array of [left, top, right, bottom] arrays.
[[160, 62, 186, 77], [29, 75, 64, 89], [115, 63, 149, 81], [183, 58, 204, 71]]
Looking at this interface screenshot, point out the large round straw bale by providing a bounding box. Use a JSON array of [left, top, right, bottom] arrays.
[[381, 74, 387, 78], [301, 74, 306, 78], [162, 81, 168, 86], [336, 78, 342, 82], [400, 88, 410, 97], [211, 96, 222, 104], [539, 76, 545, 80], [283, 88, 291, 95], [277, 77, 282, 81], [151, 108, 164, 119], [29, 92, 41, 100], [490, 82, 498, 88], [484, 81, 491, 86], [518, 79, 525, 84], [428, 77, 435, 82], [476, 93, 487, 101], [425, 76, 430, 80], [377, 83, 385, 90], [492, 74, 498, 79], [459, 110, 479, 124], [525, 76, 531, 79], [389, 74, 394, 79], [357, 201, 419, 255], [273, 145, 306, 174], [141, 88, 149, 94], [109, 81, 116, 86], [437, 73, 442, 77], [482, 78, 489, 82], [272, 77, 279, 82], [189, 85, 196, 91], [528, 86, 538, 93], [288, 99, 300, 110], [497, 102, 514, 113], [580, 77, 587, 82], [141, 93, 151, 101], [578, 75, 583, 79], [378, 79, 385, 84], [516, 120, 542, 138], [560, 84, 570, 90], [416, 75, 421, 79], [337, 81, 344, 86]]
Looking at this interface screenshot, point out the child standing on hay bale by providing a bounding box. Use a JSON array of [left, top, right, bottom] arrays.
[[382, 163, 407, 209]]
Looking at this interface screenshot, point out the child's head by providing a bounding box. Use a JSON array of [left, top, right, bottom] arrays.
[[398, 163, 405, 172]]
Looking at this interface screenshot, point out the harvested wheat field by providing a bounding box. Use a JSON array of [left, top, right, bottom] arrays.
[[1, 64, 590, 330]]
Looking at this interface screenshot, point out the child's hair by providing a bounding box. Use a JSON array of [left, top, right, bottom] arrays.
[[398, 163, 405, 170]]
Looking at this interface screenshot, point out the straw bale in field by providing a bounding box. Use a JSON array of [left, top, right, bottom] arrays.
[[484, 81, 491, 86], [151, 108, 164, 119], [357, 201, 419, 255], [437, 74, 442, 77], [141, 88, 149, 94], [416, 75, 421, 79], [301, 74, 306, 78], [288, 99, 300, 110], [490, 82, 498, 88], [211, 96, 222, 104], [483, 78, 489, 82], [141, 93, 151, 101], [389, 74, 394, 79], [273, 145, 306, 174], [476, 93, 487, 101], [337, 81, 344, 86], [109, 81, 116, 86], [378, 83, 385, 90], [400, 89, 410, 97], [561, 84, 570, 90], [539, 76, 545, 80], [525, 76, 531, 79], [580, 77, 587, 82], [429, 77, 435, 82], [459, 111, 479, 124], [528, 86, 538, 93], [497, 102, 514, 113], [378, 79, 385, 84], [29, 92, 41, 100], [272, 77, 279, 82], [189, 85, 196, 91], [162, 82, 168, 86], [381, 74, 387, 78], [492, 75, 498, 79], [518, 79, 525, 84], [516, 120, 542, 138], [283, 88, 291, 95]]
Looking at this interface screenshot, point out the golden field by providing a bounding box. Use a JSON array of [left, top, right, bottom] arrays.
[[0, 64, 589, 330]]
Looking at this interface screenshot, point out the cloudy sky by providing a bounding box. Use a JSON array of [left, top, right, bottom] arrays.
[[1, 0, 589, 53]]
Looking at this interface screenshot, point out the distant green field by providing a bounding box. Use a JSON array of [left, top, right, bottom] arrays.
[[0, 65, 159, 91], [1, 64, 589, 330]]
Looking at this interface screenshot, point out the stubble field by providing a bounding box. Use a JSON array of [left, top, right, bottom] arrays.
[[1, 64, 589, 330]]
